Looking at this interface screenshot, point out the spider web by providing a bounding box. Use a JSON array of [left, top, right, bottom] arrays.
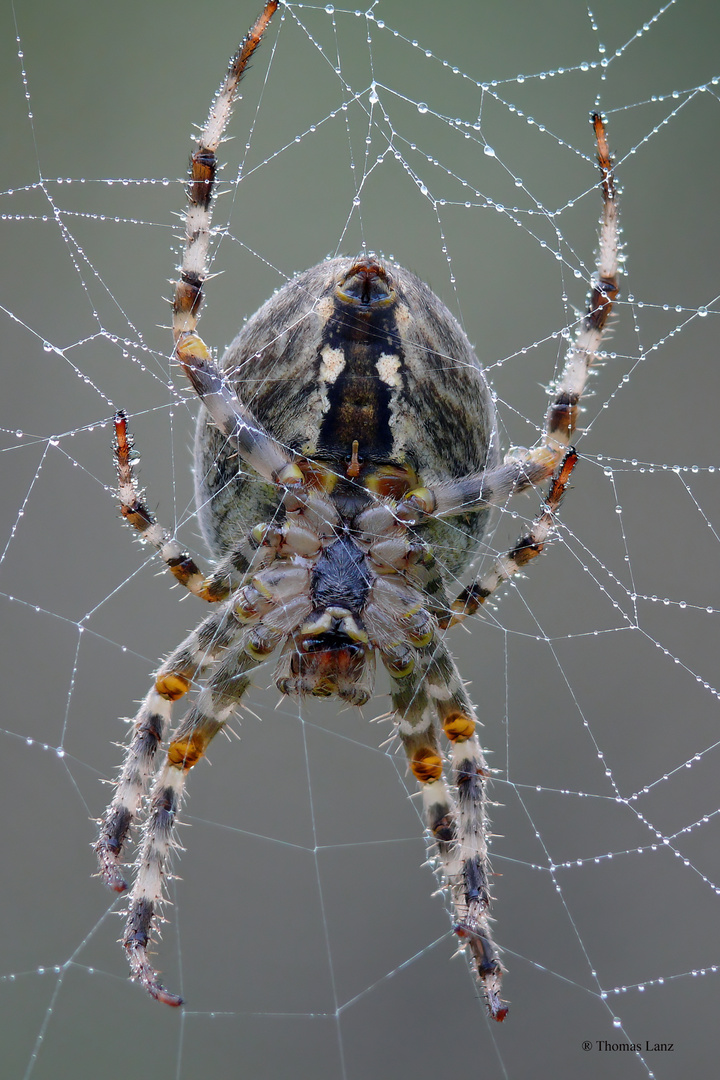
[[1, 1, 719, 1077]]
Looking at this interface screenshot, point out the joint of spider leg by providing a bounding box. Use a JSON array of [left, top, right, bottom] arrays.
[[160, 550, 210, 594], [244, 624, 282, 660], [380, 641, 418, 679], [233, 581, 269, 624], [500, 527, 545, 570], [274, 461, 306, 491], [442, 583, 493, 628], [173, 332, 211, 383], [427, 802, 455, 846], [187, 147, 217, 211], [395, 486, 437, 525], [198, 575, 231, 603], [400, 608, 435, 648], [408, 747, 444, 784], [173, 276, 204, 328], [546, 390, 580, 442], [545, 448, 579, 511], [587, 278, 619, 332], [155, 672, 191, 701], [442, 711, 476, 743], [167, 733, 210, 772]]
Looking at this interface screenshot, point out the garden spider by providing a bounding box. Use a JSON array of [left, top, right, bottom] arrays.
[[95, 0, 619, 1022]]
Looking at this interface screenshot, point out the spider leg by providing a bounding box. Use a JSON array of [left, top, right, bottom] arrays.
[[115, 410, 284, 601], [122, 621, 282, 1006], [96, 601, 240, 890], [170, 1, 297, 486], [397, 112, 619, 523], [171, 0, 279, 343], [443, 448, 578, 626], [114, 411, 221, 600], [390, 642, 507, 1022]]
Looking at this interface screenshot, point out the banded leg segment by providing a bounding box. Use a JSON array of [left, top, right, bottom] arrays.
[[445, 448, 578, 626], [545, 113, 619, 448], [116, 409, 286, 601], [397, 112, 619, 523], [424, 644, 506, 1022], [96, 688, 174, 894], [391, 643, 507, 1022], [171, 1, 296, 487], [96, 603, 240, 890], [122, 627, 277, 1005], [172, 0, 279, 342], [114, 411, 224, 601]]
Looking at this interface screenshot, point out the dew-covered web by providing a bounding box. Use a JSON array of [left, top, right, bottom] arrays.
[[2, 1, 719, 1077]]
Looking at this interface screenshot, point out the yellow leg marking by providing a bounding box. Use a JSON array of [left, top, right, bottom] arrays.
[[167, 733, 209, 771], [174, 332, 211, 365], [155, 673, 191, 701], [410, 748, 443, 783], [442, 712, 476, 743], [527, 444, 563, 470], [199, 578, 231, 602]]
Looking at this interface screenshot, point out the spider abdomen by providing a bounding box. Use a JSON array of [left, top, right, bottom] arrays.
[[195, 257, 498, 575]]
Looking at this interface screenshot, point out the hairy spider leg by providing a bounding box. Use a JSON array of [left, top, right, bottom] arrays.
[[445, 449, 578, 625], [114, 411, 285, 603], [96, 602, 241, 891], [102, 482, 329, 1001], [391, 638, 507, 1021], [396, 112, 619, 527], [122, 626, 274, 1005], [169, 0, 297, 487], [425, 113, 619, 624]]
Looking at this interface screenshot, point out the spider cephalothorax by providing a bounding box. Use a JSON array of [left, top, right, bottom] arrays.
[[96, 1, 619, 1023]]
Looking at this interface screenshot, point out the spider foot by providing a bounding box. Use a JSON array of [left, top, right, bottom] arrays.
[[125, 901, 183, 1007], [126, 941, 184, 1007], [95, 817, 131, 893], [97, 858, 129, 894], [454, 921, 508, 1022]]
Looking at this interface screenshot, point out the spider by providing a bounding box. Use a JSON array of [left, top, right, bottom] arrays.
[[96, 1, 619, 1022]]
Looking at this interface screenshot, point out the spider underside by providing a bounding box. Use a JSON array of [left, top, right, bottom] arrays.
[[96, 1, 620, 1022]]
